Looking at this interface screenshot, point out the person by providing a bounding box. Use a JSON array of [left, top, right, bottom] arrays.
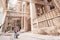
[[14, 27, 19, 38]]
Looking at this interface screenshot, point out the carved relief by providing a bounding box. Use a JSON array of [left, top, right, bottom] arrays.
[[35, 4, 45, 16], [47, 0, 55, 10]]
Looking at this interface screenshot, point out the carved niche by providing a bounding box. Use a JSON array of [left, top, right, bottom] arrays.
[[35, 4, 45, 16], [47, 0, 55, 10]]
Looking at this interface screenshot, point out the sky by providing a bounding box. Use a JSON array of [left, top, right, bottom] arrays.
[[9, 0, 17, 4], [8, 0, 18, 9]]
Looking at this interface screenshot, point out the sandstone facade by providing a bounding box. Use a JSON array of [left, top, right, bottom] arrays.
[[2, 0, 60, 36]]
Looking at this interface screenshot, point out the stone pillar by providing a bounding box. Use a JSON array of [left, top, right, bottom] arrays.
[[24, 17, 28, 31], [20, 1, 25, 30], [21, 17, 24, 29], [9, 19, 13, 32], [22, 2, 29, 32], [22, 1, 27, 13], [30, 0, 37, 31], [21, 2, 27, 32]]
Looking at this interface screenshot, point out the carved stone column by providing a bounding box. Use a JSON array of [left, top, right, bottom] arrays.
[[24, 17, 28, 31], [22, 2, 29, 32], [30, 0, 37, 31], [21, 17, 24, 29]]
